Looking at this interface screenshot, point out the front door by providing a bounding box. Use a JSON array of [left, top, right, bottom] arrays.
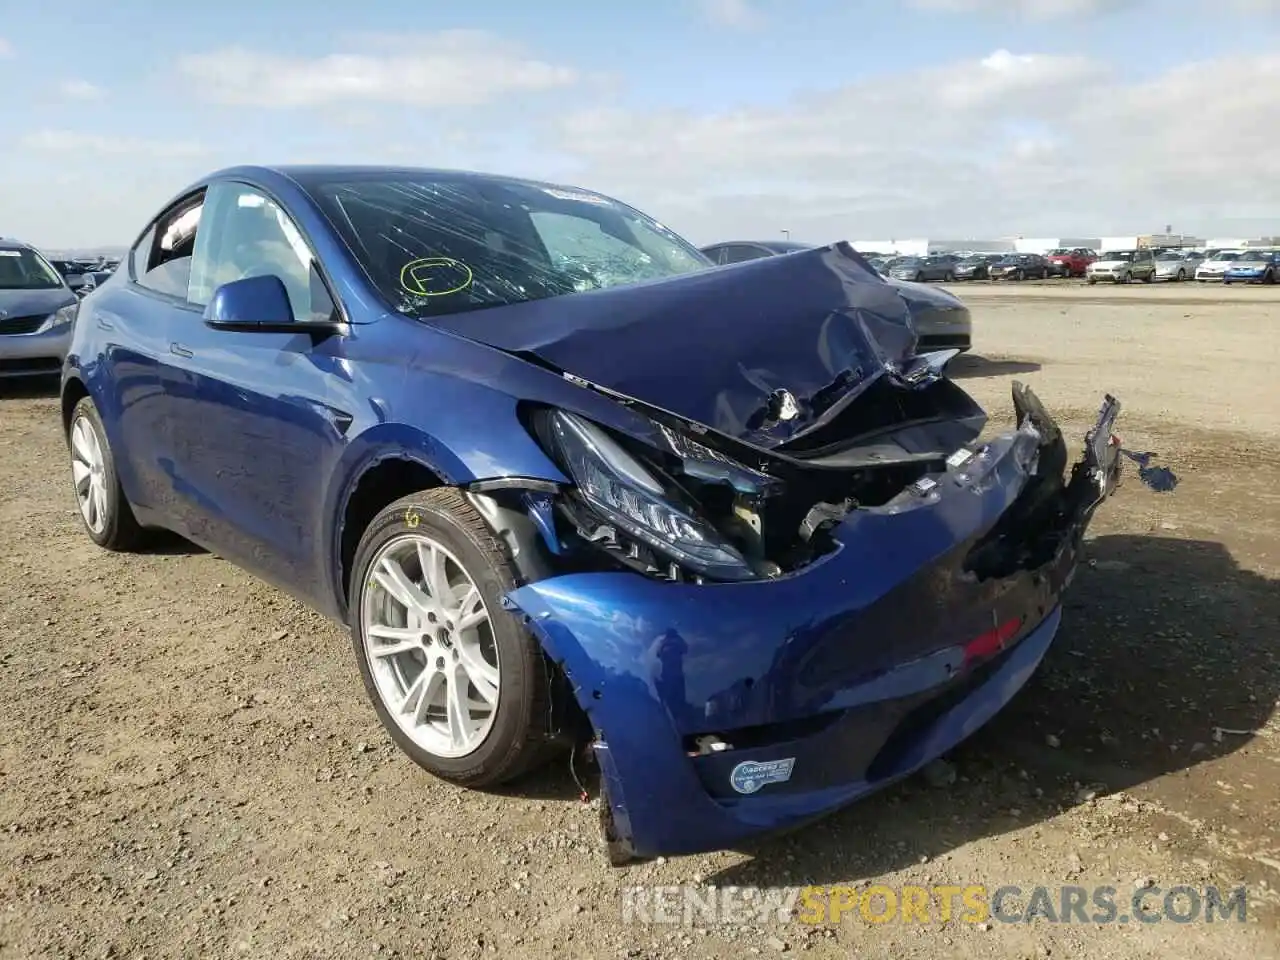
[[151, 181, 350, 604]]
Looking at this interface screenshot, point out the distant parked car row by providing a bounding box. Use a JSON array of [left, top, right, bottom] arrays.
[[1201, 249, 1280, 284], [849, 245, 1280, 285], [44, 255, 119, 295], [699, 240, 972, 352]]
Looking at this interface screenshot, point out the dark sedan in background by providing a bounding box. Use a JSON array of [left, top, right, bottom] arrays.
[[701, 240, 816, 264], [953, 253, 1004, 280], [698, 240, 970, 352], [989, 253, 1051, 281]]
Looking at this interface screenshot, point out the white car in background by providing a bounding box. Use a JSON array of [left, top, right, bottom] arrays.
[[1195, 250, 1245, 281]]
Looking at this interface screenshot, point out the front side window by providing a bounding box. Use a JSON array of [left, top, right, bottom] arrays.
[[0, 247, 66, 290], [304, 176, 709, 320], [188, 183, 320, 319]]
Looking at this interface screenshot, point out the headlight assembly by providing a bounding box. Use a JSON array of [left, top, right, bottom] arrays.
[[539, 409, 762, 581], [38, 303, 79, 333]]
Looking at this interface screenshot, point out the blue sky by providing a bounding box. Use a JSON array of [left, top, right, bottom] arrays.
[[4, 0, 1280, 248]]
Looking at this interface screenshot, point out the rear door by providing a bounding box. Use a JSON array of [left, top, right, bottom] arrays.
[[85, 192, 206, 518], [149, 180, 349, 602]]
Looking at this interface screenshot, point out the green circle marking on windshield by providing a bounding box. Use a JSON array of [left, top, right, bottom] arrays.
[[399, 257, 474, 297]]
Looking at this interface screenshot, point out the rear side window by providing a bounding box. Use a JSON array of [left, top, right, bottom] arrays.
[[133, 193, 205, 299], [128, 225, 156, 282]]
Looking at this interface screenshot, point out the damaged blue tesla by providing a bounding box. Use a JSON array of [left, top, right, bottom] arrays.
[[62, 165, 1122, 864]]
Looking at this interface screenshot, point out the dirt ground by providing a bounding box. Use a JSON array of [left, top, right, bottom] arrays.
[[1, 282, 1278, 960]]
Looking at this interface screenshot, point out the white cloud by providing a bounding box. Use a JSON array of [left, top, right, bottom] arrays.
[[907, 0, 1131, 16], [59, 79, 106, 101], [698, 0, 766, 29], [178, 30, 576, 107], [908, 0, 1273, 15], [545, 50, 1280, 242], [19, 130, 206, 158]]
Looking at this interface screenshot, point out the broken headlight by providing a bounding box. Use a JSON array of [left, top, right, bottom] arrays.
[[540, 410, 758, 581]]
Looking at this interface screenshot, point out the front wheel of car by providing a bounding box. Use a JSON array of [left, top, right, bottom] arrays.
[[1087, 277, 1097, 285], [1177, 269, 1186, 282], [1142, 271, 1153, 283], [349, 488, 551, 787], [68, 397, 144, 551]]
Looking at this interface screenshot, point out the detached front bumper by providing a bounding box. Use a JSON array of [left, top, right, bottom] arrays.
[[507, 387, 1122, 862]]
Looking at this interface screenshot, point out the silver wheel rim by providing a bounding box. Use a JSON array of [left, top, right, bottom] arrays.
[[360, 533, 500, 759], [70, 415, 109, 535]]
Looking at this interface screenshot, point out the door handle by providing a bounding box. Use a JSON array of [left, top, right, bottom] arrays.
[[169, 342, 193, 358], [95, 317, 114, 330]]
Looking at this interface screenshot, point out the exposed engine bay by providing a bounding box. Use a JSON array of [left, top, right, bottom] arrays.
[[469, 355, 1118, 589]]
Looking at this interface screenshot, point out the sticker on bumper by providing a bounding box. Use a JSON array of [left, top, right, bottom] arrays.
[[730, 758, 796, 794]]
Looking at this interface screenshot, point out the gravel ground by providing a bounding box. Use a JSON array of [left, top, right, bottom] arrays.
[[1, 283, 1278, 959]]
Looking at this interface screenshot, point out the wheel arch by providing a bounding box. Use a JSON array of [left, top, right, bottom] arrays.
[[60, 375, 90, 436], [332, 452, 451, 619]]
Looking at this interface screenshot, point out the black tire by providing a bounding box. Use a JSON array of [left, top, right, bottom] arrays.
[[944, 271, 955, 282], [1087, 277, 1097, 285], [1266, 270, 1276, 285], [1015, 270, 1024, 281], [1176, 269, 1186, 282], [1141, 270, 1153, 283], [1119, 272, 1131, 284], [348, 487, 551, 787], [914, 272, 924, 282], [67, 396, 144, 551]]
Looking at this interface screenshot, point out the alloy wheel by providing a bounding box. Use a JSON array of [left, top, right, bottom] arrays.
[[360, 533, 501, 759], [70, 416, 109, 535]]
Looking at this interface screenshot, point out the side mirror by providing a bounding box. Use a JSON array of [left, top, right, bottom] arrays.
[[203, 271, 345, 337], [203, 275, 296, 331]]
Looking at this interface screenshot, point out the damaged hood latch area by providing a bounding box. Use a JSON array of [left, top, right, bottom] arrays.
[[428, 243, 923, 449]]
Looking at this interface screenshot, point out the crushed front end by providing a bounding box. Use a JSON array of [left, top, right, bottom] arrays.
[[497, 375, 1122, 863]]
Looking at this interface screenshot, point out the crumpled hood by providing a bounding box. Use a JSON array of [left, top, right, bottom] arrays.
[[428, 243, 919, 447], [0, 286, 75, 319]]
